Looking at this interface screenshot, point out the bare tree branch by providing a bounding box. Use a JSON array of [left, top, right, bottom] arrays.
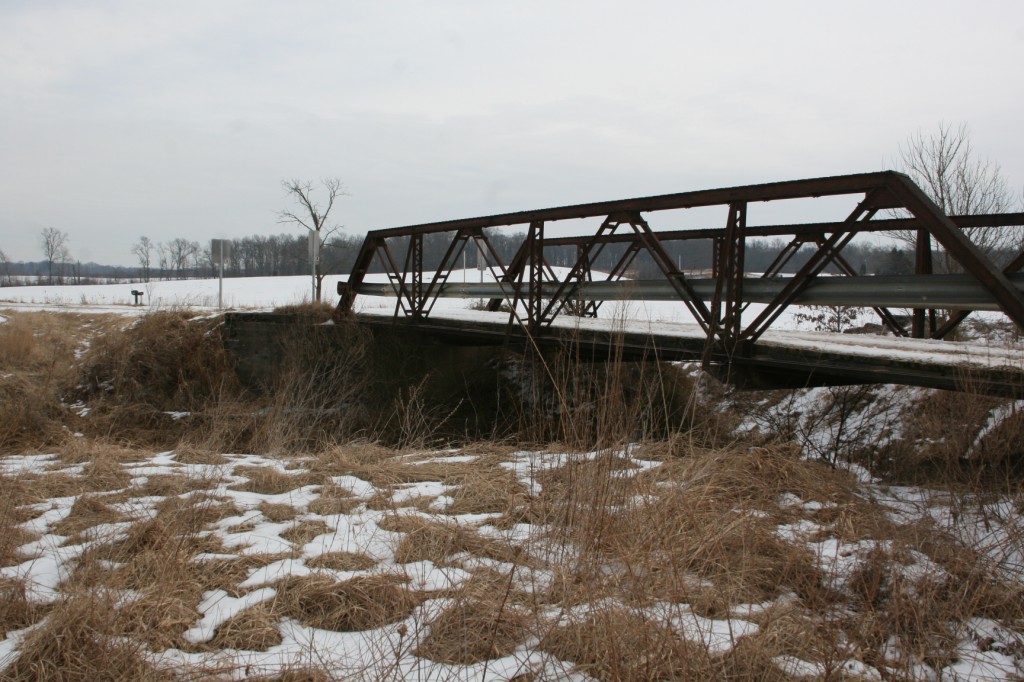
[[279, 177, 347, 300], [888, 122, 1021, 269], [40, 227, 70, 284]]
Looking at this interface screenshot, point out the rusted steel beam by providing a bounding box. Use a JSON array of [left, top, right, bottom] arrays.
[[364, 173, 899, 239], [338, 235, 380, 313], [389, 237, 417, 317], [741, 191, 882, 342], [625, 212, 713, 332], [419, 229, 474, 318], [708, 202, 746, 356], [537, 215, 622, 326], [527, 221, 544, 331], [885, 174, 1024, 332], [537, 213, 1024, 247], [912, 229, 935, 338]]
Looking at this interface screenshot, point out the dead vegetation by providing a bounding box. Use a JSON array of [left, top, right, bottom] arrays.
[[269, 574, 421, 631], [1, 309, 1022, 679]]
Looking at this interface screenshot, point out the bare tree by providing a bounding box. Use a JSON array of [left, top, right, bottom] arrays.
[[131, 236, 154, 282], [0, 248, 12, 286], [279, 178, 346, 301], [167, 238, 199, 279], [891, 122, 1021, 270], [40, 227, 71, 284]]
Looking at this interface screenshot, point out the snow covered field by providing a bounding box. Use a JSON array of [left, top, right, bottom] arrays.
[[2, 443, 1021, 680], [0, 272, 809, 330]]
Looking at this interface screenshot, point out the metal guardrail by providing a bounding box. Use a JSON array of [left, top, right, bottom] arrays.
[[354, 273, 1024, 312]]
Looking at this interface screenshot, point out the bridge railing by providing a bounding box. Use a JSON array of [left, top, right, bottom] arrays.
[[338, 172, 1024, 358]]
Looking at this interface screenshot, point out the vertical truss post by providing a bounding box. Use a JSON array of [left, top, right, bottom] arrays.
[[527, 221, 545, 332], [722, 202, 746, 344], [405, 234, 424, 319], [912, 229, 935, 338], [575, 244, 599, 318], [705, 203, 745, 366], [711, 237, 721, 279]]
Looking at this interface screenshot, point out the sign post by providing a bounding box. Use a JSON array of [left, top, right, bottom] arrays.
[[211, 240, 230, 309], [308, 232, 319, 302]]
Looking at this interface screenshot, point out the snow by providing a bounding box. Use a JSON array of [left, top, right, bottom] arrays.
[[0, 442, 1021, 679], [184, 587, 278, 644]]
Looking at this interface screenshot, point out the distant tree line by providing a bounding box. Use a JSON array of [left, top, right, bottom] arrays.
[[0, 227, 943, 289]]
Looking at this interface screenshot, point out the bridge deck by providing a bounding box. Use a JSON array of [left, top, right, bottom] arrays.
[[355, 309, 1024, 396]]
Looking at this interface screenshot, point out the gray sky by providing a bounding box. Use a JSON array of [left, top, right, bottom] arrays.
[[2, 0, 1023, 266]]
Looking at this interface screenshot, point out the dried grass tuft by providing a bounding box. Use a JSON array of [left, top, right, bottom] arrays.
[[259, 501, 299, 523], [280, 519, 332, 546], [232, 466, 315, 495], [381, 514, 520, 566], [415, 595, 530, 664], [52, 495, 127, 539], [3, 595, 171, 681], [270, 574, 421, 631], [172, 446, 229, 465], [307, 484, 359, 515], [540, 607, 715, 681], [209, 603, 283, 651], [305, 551, 377, 571], [0, 578, 47, 636]]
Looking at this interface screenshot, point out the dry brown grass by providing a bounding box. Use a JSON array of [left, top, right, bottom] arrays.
[[307, 484, 360, 515], [209, 603, 283, 651], [0, 578, 46, 637], [131, 472, 218, 498], [259, 501, 299, 522], [232, 466, 316, 495], [380, 514, 521, 567], [269, 574, 421, 631], [51, 495, 127, 540], [0, 374, 66, 453], [191, 553, 293, 596], [305, 551, 377, 571], [280, 519, 332, 546], [2, 595, 171, 681], [78, 311, 238, 412], [540, 607, 717, 681], [172, 446, 229, 465], [415, 596, 530, 664], [56, 435, 147, 465], [247, 668, 332, 682]]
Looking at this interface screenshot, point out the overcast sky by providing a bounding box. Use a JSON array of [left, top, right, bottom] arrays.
[[2, 1, 1022, 266]]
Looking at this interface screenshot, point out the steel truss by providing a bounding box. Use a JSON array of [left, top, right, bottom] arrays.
[[338, 172, 1024, 367]]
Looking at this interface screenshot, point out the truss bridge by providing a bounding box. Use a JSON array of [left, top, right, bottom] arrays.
[[337, 172, 1024, 396]]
